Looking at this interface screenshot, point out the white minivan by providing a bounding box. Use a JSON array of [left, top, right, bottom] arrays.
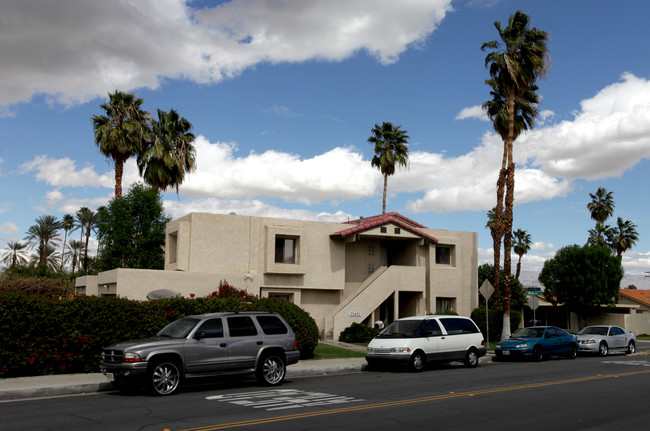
[[365, 315, 486, 371]]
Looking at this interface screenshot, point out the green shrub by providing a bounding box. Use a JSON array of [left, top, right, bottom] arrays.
[[339, 322, 380, 343], [0, 290, 319, 378]]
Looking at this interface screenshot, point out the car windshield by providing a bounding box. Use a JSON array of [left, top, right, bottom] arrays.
[[578, 327, 608, 336], [512, 328, 544, 339], [376, 320, 422, 338], [157, 318, 200, 339]]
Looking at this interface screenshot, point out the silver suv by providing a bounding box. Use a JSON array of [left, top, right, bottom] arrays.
[[100, 311, 301, 395]]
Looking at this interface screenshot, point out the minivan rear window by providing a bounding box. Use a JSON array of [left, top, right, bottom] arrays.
[[440, 318, 479, 335]]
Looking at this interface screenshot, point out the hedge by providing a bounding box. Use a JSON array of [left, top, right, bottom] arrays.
[[0, 293, 319, 378]]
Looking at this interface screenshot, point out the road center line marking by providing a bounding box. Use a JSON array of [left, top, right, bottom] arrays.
[[178, 369, 650, 431]]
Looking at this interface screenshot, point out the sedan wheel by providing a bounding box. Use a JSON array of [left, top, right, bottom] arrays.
[[627, 341, 636, 354], [567, 344, 577, 359], [598, 342, 608, 357], [532, 345, 543, 362]]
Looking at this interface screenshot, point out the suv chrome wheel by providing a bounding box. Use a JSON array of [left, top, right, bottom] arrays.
[[150, 360, 181, 396], [257, 353, 286, 385]]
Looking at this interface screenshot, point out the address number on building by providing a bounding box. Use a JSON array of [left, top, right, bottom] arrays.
[[349, 311, 362, 317]]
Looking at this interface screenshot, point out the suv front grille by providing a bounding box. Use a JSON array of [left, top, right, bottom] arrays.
[[102, 349, 124, 363]]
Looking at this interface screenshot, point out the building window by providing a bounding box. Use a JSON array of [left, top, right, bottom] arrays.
[[435, 245, 453, 265], [394, 227, 401, 234], [167, 231, 178, 264], [269, 293, 294, 302], [436, 297, 456, 314], [380, 227, 387, 233], [275, 236, 297, 264]]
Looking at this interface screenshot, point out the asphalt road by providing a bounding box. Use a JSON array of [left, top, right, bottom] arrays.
[[2, 350, 650, 431]]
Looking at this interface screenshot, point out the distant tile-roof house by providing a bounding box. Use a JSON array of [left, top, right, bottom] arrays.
[[617, 289, 650, 313], [77, 212, 478, 340]]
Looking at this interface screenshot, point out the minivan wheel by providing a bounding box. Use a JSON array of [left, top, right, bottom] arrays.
[[464, 348, 479, 368], [409, 351, 426, 372], [149, 359, 181, 396], [256, 353, 286, 386]]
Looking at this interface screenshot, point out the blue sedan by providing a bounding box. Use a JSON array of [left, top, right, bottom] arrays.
[[495, 326, 577, 361]]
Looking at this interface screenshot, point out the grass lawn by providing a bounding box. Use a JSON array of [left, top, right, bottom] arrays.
[[311, 343, 366, 360]]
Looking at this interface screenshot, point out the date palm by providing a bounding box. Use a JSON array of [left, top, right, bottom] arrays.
[[67, 240, 83, 273], [93, 91, 149, 198], [608, 217, 639, 258], [137, 109, 196, 193], [482, 10, 549, 339], [368, 122, 409, 214], [2, 241, 29, 267], [75, 207, 100, 272], [24, 215, 62, 267], [512, 228, 532, 279], [59, 214, 75, 272]]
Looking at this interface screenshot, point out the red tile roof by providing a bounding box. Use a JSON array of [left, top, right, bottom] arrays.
[[618, 289, 650, 307], [330, 212, 438, 243]]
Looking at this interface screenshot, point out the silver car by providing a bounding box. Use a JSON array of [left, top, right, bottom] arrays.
[[577, 325, 637, 356]]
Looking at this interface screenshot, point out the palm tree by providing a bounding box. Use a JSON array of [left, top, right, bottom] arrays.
[[482, 10, 550, 339], [368, 122, 410, 214], [28, 243, 60, 271], [483, 80, 539, 295], [76, 207, 100, 272], [587, 223, 614, 247], [587, 187, 615, 226], [137, 108, 197, 193], [59, 214, 75, 272], [67, 240, 83, 273], [93, 91, 149, 198], [24, 215, 62, 267], [1, 241, 29, 267], [512, 228, 532, 279], [608, 217, 639, 258]]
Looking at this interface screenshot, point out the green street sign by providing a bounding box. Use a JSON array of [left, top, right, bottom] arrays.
[[526, 287, 542, 296]]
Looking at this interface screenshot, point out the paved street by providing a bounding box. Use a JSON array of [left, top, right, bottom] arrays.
[[2, 346, 650, 430]]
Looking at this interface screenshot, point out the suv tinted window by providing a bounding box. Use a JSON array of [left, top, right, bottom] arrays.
[[440, 318, 479, 335], [227, 316, 258, 337], [256, 315, 289, 335], [197, 318, 223, 338]]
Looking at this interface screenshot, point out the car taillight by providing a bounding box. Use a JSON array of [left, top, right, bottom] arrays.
[[294, 338, 297, 350], [482, 340, 485, 346]]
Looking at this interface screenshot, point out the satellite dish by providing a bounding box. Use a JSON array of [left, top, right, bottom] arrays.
[[146, 289, 181, 300]]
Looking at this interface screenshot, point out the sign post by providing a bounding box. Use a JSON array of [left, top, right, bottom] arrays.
[[479, 280, 495, 346], [526, 287, 541, 326]]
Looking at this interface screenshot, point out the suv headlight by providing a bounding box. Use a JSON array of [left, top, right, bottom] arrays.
[[390, 347, 411, 353], [124, 352, 143, 363]]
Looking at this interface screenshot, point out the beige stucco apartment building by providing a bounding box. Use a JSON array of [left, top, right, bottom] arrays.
[[77, 212, 479, 340]]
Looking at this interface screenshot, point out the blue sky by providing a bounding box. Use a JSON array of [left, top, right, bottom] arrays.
[[1, 0, 649, 286]]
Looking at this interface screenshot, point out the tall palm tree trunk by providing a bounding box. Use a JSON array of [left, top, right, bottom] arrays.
[[492, 167, 507, 305], [382, 174, 388, 214], [114, 159, 124, 198]]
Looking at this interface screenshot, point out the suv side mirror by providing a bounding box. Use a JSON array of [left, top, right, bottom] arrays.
[[195, 331, 206, 340]]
